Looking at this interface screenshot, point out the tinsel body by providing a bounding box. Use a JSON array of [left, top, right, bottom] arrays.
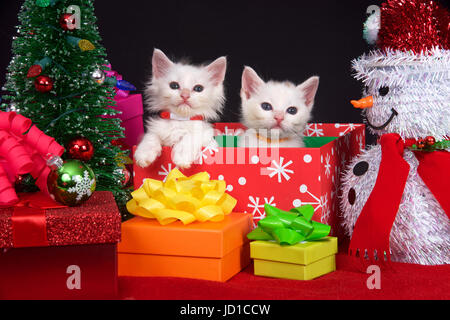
[[0, 0, 130, 216], [341, 145, 450, 265]]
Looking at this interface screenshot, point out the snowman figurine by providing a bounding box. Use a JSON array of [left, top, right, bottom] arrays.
[[341, 0, 450, 265]]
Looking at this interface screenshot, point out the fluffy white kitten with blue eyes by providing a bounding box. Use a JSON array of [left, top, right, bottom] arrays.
[[134, 49, 227, 168], [238, 66, 319, 148]]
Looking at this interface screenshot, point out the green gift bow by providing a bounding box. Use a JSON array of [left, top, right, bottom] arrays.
[[247, 204, 331, 245]]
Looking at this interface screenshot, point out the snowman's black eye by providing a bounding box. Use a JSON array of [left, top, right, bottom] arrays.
[[364, 86, 369, 93], [378, 86, 389, 96]]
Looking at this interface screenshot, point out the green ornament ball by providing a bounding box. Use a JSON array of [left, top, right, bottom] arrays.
[[47, 159, 96, 206]]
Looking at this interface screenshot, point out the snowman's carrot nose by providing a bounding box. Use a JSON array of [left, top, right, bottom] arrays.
[[351, 96, 373, 109]]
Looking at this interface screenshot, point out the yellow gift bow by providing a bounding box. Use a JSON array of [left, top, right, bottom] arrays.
[[126, 169, 237, 225]]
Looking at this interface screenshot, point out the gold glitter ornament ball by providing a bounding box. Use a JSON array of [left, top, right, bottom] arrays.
[[47, 159, 96, 206]]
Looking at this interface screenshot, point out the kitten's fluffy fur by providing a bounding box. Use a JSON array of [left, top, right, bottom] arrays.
[[238, 66, 319, 148], [135, 49, 227, 168]]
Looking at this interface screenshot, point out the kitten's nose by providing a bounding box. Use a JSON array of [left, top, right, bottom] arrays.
[[180, 89, 190, 100], [274, 112, 284, 124]]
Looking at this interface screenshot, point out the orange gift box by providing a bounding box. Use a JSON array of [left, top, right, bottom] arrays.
[[118, 212, 252, 282]]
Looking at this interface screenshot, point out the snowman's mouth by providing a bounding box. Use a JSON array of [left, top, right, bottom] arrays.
[[366, 108, 398, 130]]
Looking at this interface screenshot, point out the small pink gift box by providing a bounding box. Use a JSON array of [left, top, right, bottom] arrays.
[[105, 66, 144, 151]]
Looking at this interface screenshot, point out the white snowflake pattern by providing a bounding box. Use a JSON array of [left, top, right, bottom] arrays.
[[324, 153, 331, 178], [295, 185, 327, 214], [158, 163, 175, 182], [223, 126, 244, 136], [356, 134, 365, 152], [68, 170, 95, 201], [331, 166, 339, 202], [196, 142, 219, 165], [304, 123, 324, 137], [335, 123, 356, 136], [265, 157, 294, 183], [320, 194, 330, 224], [248, 196, 276, 228]]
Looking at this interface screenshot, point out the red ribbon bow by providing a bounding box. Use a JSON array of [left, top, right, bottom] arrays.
[[0, 111, 64, 207], [11, 192, 66, 248]]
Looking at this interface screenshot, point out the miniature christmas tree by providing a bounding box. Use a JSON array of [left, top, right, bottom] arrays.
[[1, 0, 131, 218]]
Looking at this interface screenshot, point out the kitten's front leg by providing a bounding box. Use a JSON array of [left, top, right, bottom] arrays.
[[134, 132, 162, 168], [171, 132, 203, 169], [201, 125, 218, 149]]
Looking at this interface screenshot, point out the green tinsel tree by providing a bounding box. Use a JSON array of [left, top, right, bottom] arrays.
[[1, 0, 132, 219]]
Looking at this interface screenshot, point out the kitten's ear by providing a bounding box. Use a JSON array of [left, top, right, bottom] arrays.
[[297, 76, 319, 108], [206, 56, 227, 86], [152, 48, 173, 79], [241, 66, 265, 100]]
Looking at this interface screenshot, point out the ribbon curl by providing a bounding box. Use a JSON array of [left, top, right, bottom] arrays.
[[126, 169, 237, 225], [247, 204, 331, 245], [0, 111, 64, 207], [104, 65, 134, 99]]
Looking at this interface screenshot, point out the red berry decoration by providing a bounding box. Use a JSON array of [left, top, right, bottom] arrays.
[[27, 64, 42, 78], [66, 136, 95, 161], [121, 167, 131, 186], [416, 139, 426, 149], [59, 13, 76, 31], [34, 75, 53, 92], [425, 136, 436, 146]]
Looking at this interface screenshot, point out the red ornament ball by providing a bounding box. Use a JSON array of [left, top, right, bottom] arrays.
[[59, 13, 76, 31], [34, 75, 53, 92], [66, 137, 95, 161], [425, 136, 436, 146], [115, 167, 131, 186]]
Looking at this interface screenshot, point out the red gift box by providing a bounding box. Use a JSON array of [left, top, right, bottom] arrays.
[[133, 123, 365, 236], [0, 191, 121, 299]]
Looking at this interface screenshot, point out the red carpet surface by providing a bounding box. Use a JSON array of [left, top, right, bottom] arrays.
[[118, 253, 450, 300]]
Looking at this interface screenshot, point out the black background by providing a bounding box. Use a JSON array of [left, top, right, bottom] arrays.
[[0, 0, 382, 143]]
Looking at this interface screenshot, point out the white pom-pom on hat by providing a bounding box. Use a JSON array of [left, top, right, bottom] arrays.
[[363, 5, 381, 45]]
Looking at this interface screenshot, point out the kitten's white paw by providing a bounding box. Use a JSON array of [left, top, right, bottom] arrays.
[[134, 148, 160, 168], [172, 143, 201, 169], [172, 152, 194, 169]]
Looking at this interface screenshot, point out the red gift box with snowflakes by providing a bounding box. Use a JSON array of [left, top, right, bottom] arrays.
[[133, 123, 365, 236]]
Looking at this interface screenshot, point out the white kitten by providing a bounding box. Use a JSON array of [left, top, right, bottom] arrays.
[[238, 66, 319, 148], [135, 49, 227, 168]]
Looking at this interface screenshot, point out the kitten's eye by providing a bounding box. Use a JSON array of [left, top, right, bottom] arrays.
[[193, 85, 204, 92], [286, 106, 298, 115], [261, 102, 272, 111], [378, 86, 389, 96], [169, 82, 180, 90]]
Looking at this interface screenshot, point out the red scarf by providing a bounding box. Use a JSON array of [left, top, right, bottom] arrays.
[[349, 133, 450, 262]]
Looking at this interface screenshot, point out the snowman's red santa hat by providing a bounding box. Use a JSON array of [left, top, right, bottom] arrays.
[[353, 0, 449, 87]]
